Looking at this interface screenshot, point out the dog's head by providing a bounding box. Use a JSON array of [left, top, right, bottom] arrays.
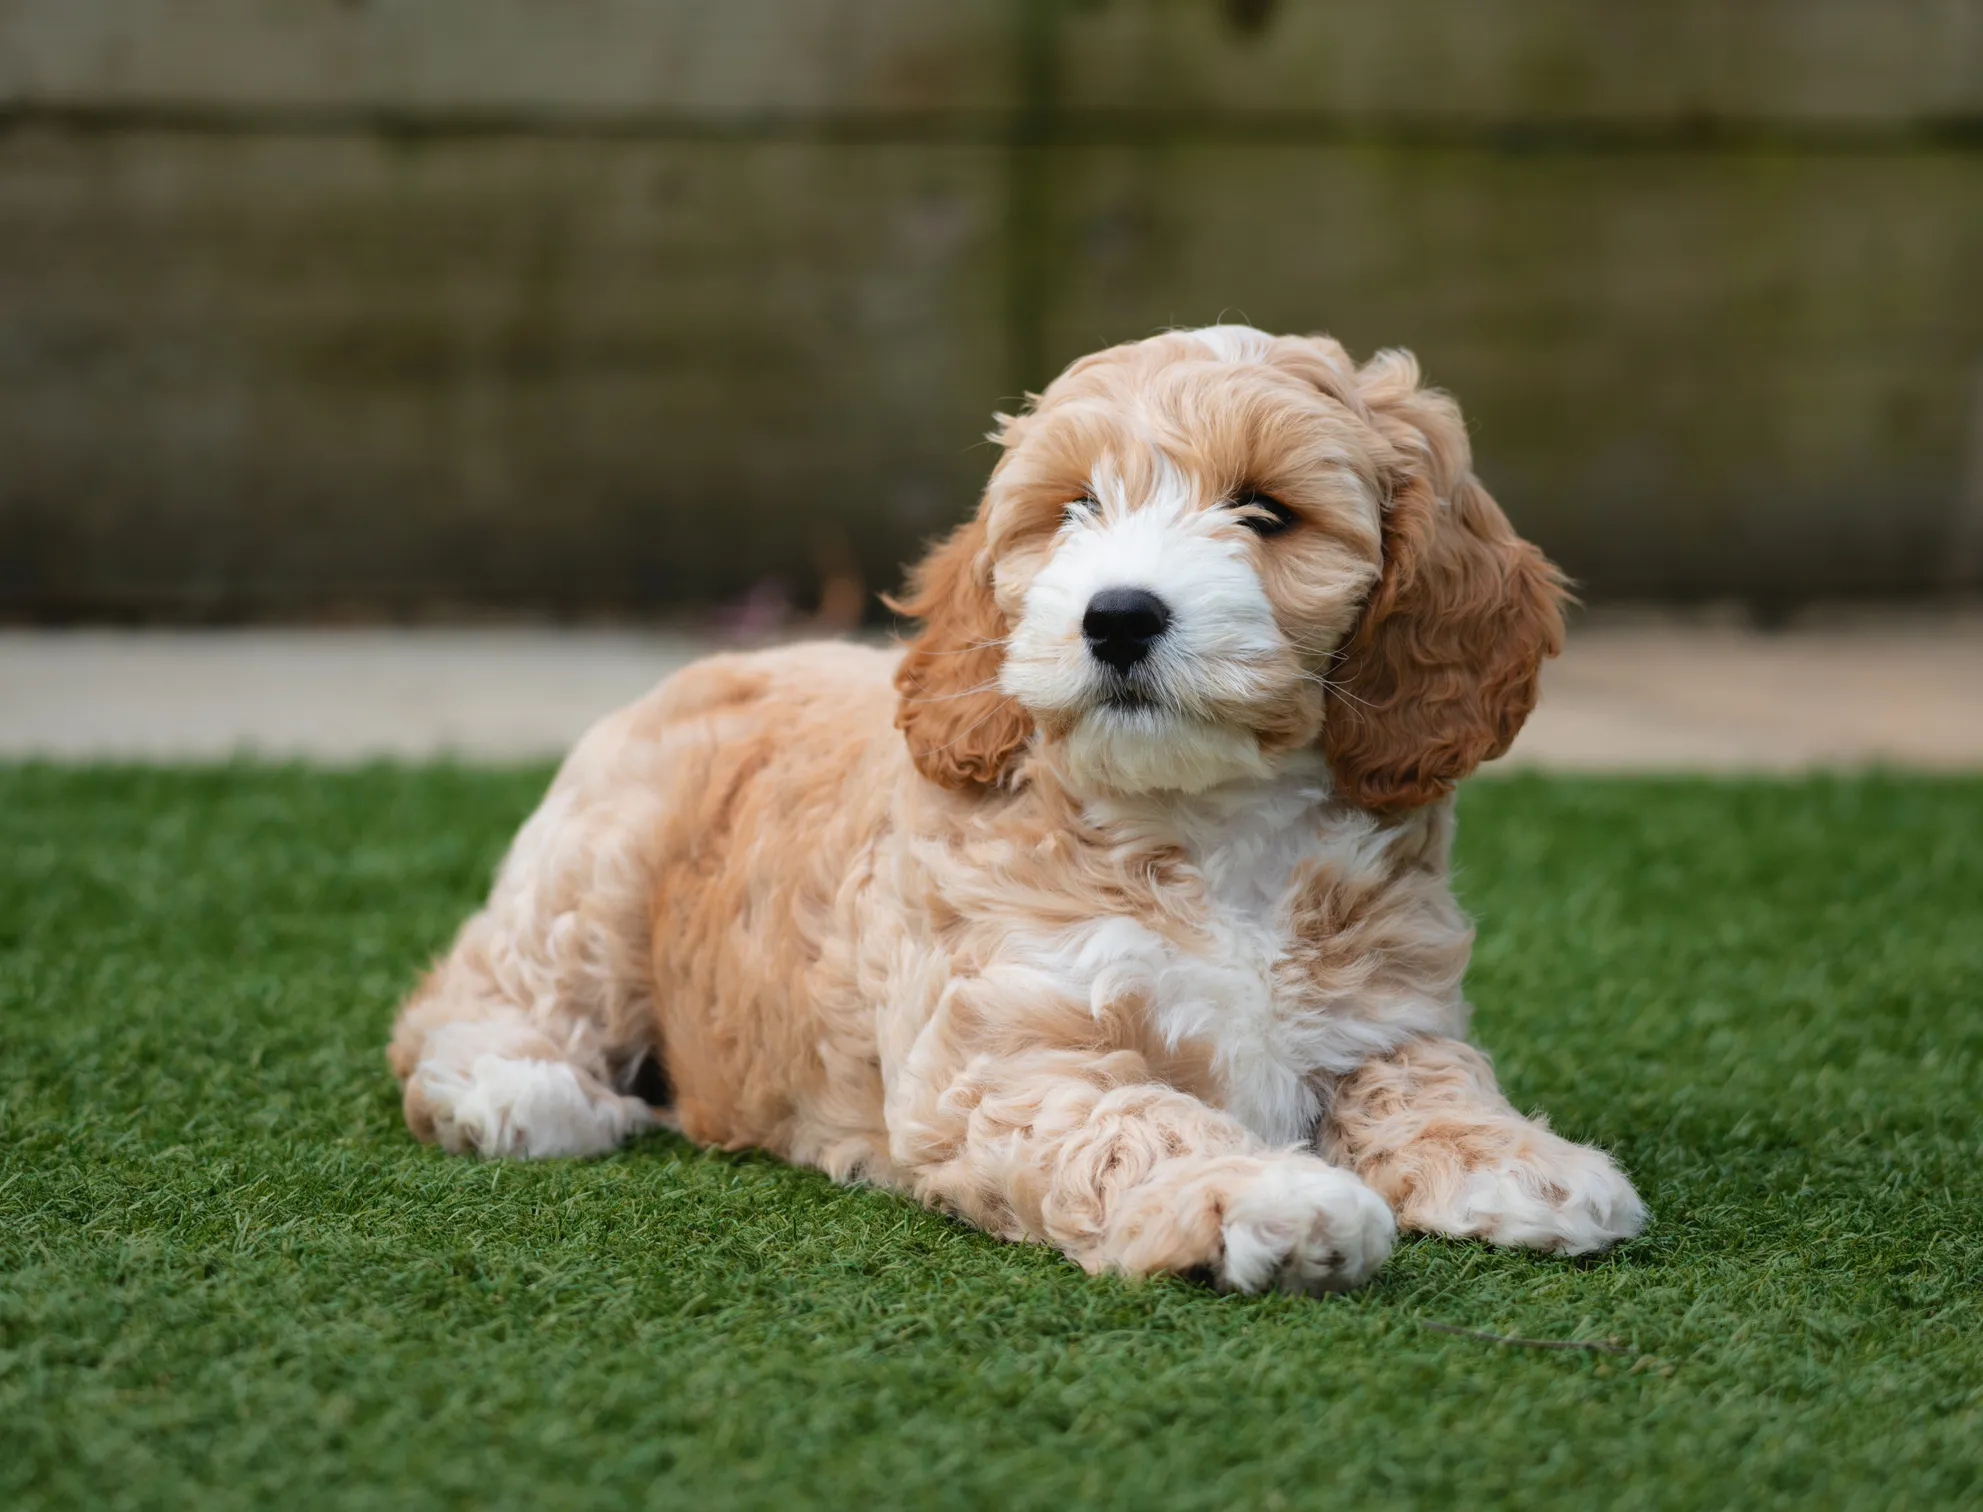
[[893, 327, 1566, 808]]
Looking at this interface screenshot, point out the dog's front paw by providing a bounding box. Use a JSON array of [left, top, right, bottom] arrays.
[[1414, 1133, 1646, 1255], [1214, 1158, 1397, 1293], [1101, 1153, 1396, 1292]]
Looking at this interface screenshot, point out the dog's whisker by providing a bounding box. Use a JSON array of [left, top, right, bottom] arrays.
[[1307, 674, 1378, 714], [903, 639, 1009, 657], [903, 681, 1006, 704]]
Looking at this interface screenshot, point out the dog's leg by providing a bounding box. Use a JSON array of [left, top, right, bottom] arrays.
[[387, 783, 663, 1161], [1319, 1037, 1645, 1254], [389, 964, 656, 1161], [894, 1049, 1395, 1292]]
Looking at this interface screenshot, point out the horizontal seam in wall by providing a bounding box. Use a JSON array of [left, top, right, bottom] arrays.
[[2, 103, 1981, 154]]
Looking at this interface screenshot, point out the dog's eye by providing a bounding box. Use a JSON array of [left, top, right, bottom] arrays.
[[1062, 495, 1099, 523], [1228, 489, 1296, 536]]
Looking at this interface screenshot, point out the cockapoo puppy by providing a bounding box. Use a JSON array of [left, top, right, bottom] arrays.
[[389, 326, 1645, 1292]]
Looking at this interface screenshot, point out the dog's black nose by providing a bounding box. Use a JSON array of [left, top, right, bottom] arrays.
[[1083, 587, 1171, 673]]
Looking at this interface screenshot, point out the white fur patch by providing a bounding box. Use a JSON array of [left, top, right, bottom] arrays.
[[1185, 324, 1277, 365], [1217, 1157, 1396, 1293], [1000, 458, 1289, 796], [1009, 763, 1459, 1147], [1056, 709, 1274, 796], [1420, 1139, 1647, 1255], [412, 1024, 653, 1160], [1138, 764, 1455, 1140]]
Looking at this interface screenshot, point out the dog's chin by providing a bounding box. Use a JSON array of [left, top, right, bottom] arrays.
[[1053, 700, 1275, 796]]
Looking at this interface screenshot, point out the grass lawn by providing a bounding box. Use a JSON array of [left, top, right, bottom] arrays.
[[2, 765, 1979, 1511]]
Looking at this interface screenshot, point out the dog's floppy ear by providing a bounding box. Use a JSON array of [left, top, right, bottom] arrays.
[[1322, 350, 1568, 812], [891, 514, 1034, 789]]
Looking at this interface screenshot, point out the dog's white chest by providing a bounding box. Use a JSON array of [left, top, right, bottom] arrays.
[[1152, 795, 1343, 1144], [1043, 770, 1409, 1147]]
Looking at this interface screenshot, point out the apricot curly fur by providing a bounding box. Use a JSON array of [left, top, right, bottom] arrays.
[[388, 326, 1641, 1291]]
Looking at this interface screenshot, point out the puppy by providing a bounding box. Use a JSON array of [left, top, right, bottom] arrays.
[[388, 326, 1645, 1293]]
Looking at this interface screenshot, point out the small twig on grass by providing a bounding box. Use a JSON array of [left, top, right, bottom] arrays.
[[1418, 1320, 1628, 1354]]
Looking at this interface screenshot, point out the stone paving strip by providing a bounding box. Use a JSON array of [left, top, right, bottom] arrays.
[[2, 613, 1979, 771]]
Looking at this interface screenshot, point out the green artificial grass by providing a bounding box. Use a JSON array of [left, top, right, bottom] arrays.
[[2, 765, 1979, 1511]]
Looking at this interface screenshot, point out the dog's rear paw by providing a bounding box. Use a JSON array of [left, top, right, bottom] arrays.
[[406, 1030, 654, 1160]]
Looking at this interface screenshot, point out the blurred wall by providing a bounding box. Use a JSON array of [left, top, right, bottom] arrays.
[[2, 0, 1980, 621]]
